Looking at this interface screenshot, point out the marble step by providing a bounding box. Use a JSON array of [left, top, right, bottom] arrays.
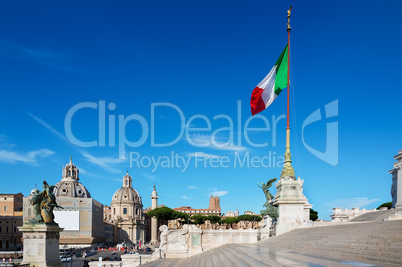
[[143, 220, 402, 266], [349, 209, 396, 222], [280, 243, 402, 265], [268, 240, 402, 248]]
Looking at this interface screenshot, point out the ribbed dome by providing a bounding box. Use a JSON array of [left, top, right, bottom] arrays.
[[54, 180, 91, 198], [112, 187, 141, 203], [111, 172, 142, 204], [53, 157, 91, 198]]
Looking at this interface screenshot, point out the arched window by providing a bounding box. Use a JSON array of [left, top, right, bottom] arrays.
[[123, 208, 127, 215], [113, 208, 116, 215], [135, 208, 138, 215]]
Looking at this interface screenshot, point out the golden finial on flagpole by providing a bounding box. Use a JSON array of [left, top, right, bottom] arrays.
[[287, 6, 292, 32]]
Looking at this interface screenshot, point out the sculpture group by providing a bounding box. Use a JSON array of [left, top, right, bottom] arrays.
[[30, 180, 61, 224], [258, 178, 279, 221], [159, 224, 189, 254]]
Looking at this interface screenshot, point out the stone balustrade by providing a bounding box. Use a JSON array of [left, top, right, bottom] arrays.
[[202, 228, 259, 251], [330, 207, 386, 222]]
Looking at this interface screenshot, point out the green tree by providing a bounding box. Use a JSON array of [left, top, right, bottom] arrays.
[[222, 217, 239, 228], [237, 215, 262, 229], [146, 207, 174, 225], [191, 214, 207, 226], [310, 209, 318, 221], [172, 210, 190, 228], [206, 215, 221, 229], [377, 202, 392, 210]]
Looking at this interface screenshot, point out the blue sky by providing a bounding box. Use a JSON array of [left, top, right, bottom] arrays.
[[0, 1, 401, 220]]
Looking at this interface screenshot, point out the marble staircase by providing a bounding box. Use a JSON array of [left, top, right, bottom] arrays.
[[264, 220, 402, 265], [143, 219, 402, 266], [348, 209, 396, 222]]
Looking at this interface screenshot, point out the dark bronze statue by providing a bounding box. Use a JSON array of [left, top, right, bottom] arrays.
[[258, 178, 279, 221], [29, 181, 61, 224]]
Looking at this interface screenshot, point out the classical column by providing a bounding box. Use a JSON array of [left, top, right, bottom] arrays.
[[150, 184, 159, 245], [390, 150, 402, 209]]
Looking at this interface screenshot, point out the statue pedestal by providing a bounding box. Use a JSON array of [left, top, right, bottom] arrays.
[[260, 216, 272, 241], [273, 177, 311, 235], [188, 225, 203, 257], [165, 225, 189, 259], [19, 223, 63, 267]]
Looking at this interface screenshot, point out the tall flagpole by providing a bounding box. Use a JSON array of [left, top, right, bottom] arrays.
[[281, 6, 295, 179], [286, 6, 291, 130]]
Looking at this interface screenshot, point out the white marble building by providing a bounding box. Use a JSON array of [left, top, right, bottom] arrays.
[[110, 172, 145, 244], [225, 209, 239, 217], [390, 150, 402, 209]]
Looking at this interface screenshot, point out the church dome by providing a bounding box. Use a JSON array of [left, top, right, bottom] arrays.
[[111, 172, 142, 205], [112, 187, 142, 203], [53, 157, 91, 198]]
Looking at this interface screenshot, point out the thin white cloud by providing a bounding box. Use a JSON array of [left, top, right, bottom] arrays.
[[188, 186, 197, 189], [210, 190, 229, 197], [187, 152, 221, 158], [0, 39, 101, 75], [326, 197, 379, 209], [79, 167, 121, 182], [28, 113, 70, 144], [213, 145, 247, 152], [141, 172, 157, 181], [29, 113, 126, 174], [0, 39, 63, 60], [81, 152, 125, 174], [188, 134, 211, 144], [187, 134, 248, 152], [0, 134, 16, 149], [78, 167, 89, 175], [0, 148, 55, 165], [181, 196, 190, 199]]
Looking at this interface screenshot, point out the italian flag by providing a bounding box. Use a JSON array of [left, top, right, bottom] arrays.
[[250, 45, 288, 116]]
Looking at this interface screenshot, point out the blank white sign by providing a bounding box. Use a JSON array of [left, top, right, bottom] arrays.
[[54, 210, 80, 231]]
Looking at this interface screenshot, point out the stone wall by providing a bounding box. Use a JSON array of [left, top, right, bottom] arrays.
[[330, 207, 383, 222], [89, 249, 162, 267], [160, 225, 259, 259], [201, 228, 258, 251]]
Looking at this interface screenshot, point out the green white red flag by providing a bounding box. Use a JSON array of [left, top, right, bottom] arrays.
[[250, 45, 288, 116]]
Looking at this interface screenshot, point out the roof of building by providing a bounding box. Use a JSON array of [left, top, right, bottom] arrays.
[[0, 193, 23, 196], [53, 158, 91, 198], [111, 172, 142, 204]]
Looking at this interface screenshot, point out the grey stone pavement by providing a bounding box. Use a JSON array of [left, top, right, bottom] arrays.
[[142, 243, 402, 267]]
